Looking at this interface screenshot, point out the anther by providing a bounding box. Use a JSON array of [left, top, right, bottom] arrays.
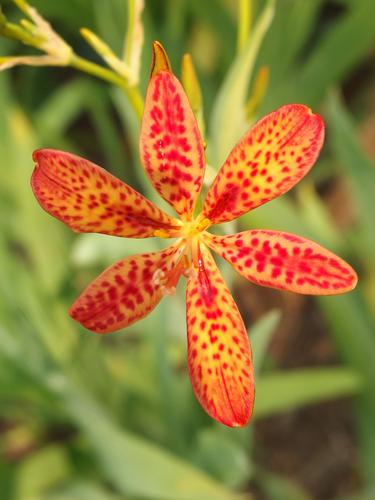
[[161, 285, 176, 296], [153, 229, 171, 238], [152, 268, 165, 286], [183, 265, 197, 280], [197, 217, 211, 232]]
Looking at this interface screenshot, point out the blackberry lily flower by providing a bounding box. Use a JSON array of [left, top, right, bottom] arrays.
[[31, 43, 357, 427]]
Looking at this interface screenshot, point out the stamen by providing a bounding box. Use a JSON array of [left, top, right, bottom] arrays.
[[197, 217, 211, 232], [183, 264, 197, 280], [152, 242, 190, 294], [161, 285, 176, 296], [152, 268, 165, 285], [154, 229, 171, 238]]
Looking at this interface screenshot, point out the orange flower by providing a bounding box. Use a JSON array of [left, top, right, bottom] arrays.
[[31, 43, 357, 427]]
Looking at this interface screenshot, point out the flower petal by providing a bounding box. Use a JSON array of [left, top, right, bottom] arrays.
[[202, 104, 324, 224], [70, 244, 184, 333], [204, 230, 357, 295], [186, 242, 254, 427], [140, 69, 205, 220], [31, 149, 180, 237]]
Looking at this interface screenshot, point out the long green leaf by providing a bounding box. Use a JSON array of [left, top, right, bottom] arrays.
[[46, 481, 124, 500], [15, 446, 72, 498], [249, 309, 281, 375], [208, 0, 275, 167], [57, 382, 243, 500], [261, 0, 375, 109], [319, 294, 375, 486], [254, 367, 362, 419], [257, 0, 323, 84], [326, 91, 375, 266], [0, 319, 242, 500]]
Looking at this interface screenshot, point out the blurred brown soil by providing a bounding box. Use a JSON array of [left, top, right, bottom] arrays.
[[236, 282, 360, 500]]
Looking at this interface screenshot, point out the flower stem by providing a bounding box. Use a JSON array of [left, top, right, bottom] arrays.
[[123, 0, 135, 62], [237, 0, 252, 52], [69, 52, 144, 119]]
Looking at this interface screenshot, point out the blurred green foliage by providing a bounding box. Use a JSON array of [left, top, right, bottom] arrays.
[[0, 0, 374, 498]]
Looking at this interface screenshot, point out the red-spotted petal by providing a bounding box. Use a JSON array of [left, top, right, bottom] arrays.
[[140, 70, 205, 220], [70, 244, 184, 333], [186, 242, 254, 427], [31, 149, 180, 237], [202, 104, 324, 224], [204, 230, 357, 295]]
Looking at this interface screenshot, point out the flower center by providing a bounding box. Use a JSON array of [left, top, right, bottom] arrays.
[[151, 215, 211, 296], [153, 214, 211, 239], [180, 215, 211, 239]]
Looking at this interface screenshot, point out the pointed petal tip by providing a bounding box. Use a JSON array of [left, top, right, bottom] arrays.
[[69, 303, 115, 334], [295, 104, 325, 142], [304, 257, 358, 296], [209, 382, 255, 427], [330, 264, 358, 295], [197, 389, 254, 428], [214, 405, 254, 428], [32, 148, 53, 161], [151, 40, 171, 76], [32, 148, 52, 164]]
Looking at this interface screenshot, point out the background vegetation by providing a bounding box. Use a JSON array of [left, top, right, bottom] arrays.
[[0, 0, 374, 498]]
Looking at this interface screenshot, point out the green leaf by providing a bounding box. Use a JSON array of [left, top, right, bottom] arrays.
[[254, 367, 362, 419], [15, 445, 72, 498], [257, 470, 311, 500], [239, 189, 345, 256], [261, 0, 375, 109], [249, 309, 281, 375], [192, 427, 253, 488], [58, 383, 243, 500], [257, 0, 324, 83], [71, 232, 160, 267], [45, 481, 124, 500], [299, 0, 375, 105], [86, 85, 126, 178], [239, 196, 316, 242], [326, 90, 375, 265], [208, 0, 275, 167], [34, 79, 92, 138], [318, 293, 375, 486]]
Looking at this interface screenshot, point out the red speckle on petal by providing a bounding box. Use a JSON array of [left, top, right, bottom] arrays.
[[205, 230, 357, 295], [202, 104, 324, 224], [140, 71, 205, 219]]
